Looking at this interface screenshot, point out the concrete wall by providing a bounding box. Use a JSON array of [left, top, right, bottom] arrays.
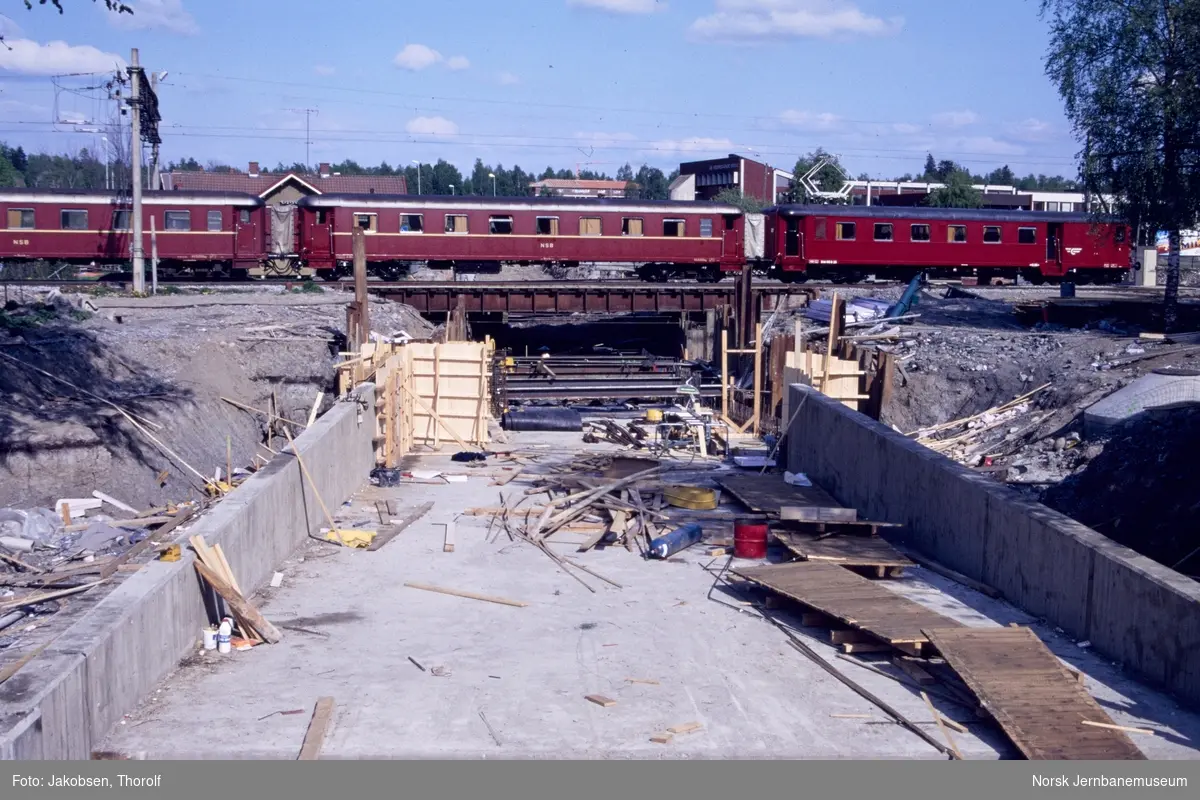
[[786, 385, 1200, 706], [0, 387, 376, 759]]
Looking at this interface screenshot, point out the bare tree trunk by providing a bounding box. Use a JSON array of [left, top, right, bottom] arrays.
[[1165, 228, 1181, 332]]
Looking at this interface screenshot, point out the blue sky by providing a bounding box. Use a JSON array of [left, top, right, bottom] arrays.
[[0, 0, 1082, 180]]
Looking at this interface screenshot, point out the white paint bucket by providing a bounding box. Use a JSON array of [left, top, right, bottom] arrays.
[[202, 627, 217, 651]]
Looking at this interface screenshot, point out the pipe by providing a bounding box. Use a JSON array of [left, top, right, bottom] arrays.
[[0, 610, 28, 633]]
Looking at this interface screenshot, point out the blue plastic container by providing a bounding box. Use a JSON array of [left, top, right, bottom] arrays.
[[648, 523, 704, 559]]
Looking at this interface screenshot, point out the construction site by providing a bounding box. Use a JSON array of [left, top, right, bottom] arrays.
[[1, 245, 1199, 763]]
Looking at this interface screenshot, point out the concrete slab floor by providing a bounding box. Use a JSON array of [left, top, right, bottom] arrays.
[[101, 433, 1200, 760]]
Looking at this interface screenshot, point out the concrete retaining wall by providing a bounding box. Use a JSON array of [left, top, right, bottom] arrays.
[[786, 385, 1200, 706], [0, 387, 376, 759]]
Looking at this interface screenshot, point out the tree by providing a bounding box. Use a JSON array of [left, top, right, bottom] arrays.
[[24, 0, 130, 11], [713, 187, 764, 213], [792, 147, 846, 200], [986, 165, 1016, 186], [923, 153, 937, 178], [632, 165, 668, 200], [1041, 0, 1200, 329], [923, 173, 984, 208], [616, 163, 634, 182]]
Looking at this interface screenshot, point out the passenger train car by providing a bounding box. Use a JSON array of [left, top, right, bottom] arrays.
[[0, 189, 1130, 283], [762, 205, 1130, 283], [0, 189, 264, 275], [296, 195, 747, 281]]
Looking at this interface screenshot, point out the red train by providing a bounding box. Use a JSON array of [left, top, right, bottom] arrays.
[[0, 189, 1131, 284]]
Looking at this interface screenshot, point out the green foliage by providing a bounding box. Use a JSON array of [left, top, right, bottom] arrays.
[[792, 147, 846, 200], [922, 175, 984, 208], [291, 281, 324, 294], [25, 1, 131, 13], [713, 188, 764, 213], [1040, 0, 1200, 326]]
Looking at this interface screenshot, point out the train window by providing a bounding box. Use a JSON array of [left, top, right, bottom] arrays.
[[164, 210, 191, 231], [1018, 227, 1037, 244], [112, 209, 131, 231], [580, 217, 602, 236], [536, 216, 559, 235], [815, 217, 827, 240], [947, 225, 967, 243], [983, 226, 1002, 243], [663, 219, 685, 237], [910, 224, 931, 242], [621, 217, 643, 236], [699, 218, 713, 238], [7, 208, 34, 229], [489, 216, 514, 235], [835, 221, 855, 241], [61, 209, 88, 230], [873, 223, 893, 242], [445, 214, 468, 234], [207, 210, 223, 232], [401, 214, 424, 233], [354, 213, 378, 232], [240, 210, 253, 224]]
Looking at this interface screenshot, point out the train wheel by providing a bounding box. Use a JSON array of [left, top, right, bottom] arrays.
[[697, 265, 720, 283]]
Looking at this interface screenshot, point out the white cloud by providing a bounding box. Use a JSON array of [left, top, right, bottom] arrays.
[[780, 109, 840, 131], [406, 116, 459, 136], [933, 110, 979, 128], [497, 71, 520, 85], [109, 0, 199, 36], [313, 64, 336, 76], [1006, 117, 1054, 142], [647, 136, 735, 155], [0, 39, 126, 76], [944, 136, 1025, 157], [689, 0, 902, 43], [567, 0, 665, 13], [889, 122, 922, 135], [395, 44, 443, 70], [394, 43, 471, 71]]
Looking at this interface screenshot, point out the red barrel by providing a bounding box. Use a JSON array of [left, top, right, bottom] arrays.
[[733, 520, 769, 559]]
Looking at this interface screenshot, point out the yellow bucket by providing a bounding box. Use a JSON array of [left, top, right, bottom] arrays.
[[645, 408, 664, 423]]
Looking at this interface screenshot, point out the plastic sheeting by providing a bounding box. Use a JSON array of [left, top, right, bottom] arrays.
[[743, 213, 766, 260]]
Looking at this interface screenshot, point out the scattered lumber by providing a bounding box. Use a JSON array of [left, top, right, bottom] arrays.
[[585, 695, 617, 707], [0, 580, 107, 613], [297, 697, 336, 760], [192, 557, 281, 644], [667, 722, 703, 735], [367, 501, 434, 551], [403, 582, 528, 608], [1080, 720, 1155, 736]]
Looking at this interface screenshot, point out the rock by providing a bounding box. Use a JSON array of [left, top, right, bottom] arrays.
[[1054, 437, 1067, 452]]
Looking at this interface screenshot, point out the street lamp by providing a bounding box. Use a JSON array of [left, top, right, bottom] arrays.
[[101, 136, 110, 191], [488, 172, 496, 196], [412, 160, 421, 195]]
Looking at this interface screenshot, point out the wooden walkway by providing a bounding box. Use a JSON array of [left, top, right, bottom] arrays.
[[774, 531, 914, 571], [924, 627, 1146, 760], [734, 561, 961, 654], [719, 475, 855, 521]]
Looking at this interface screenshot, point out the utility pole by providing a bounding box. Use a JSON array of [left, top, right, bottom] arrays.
[[130, 48, 144, 294], [287, 108, 319, 169]]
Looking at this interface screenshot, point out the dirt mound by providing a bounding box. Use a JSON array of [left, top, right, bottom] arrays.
[[1042, 406, 1200, 571]]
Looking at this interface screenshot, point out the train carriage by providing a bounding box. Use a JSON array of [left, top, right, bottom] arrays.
[[296, 195, 748, 281], [0, 189, 265, 276], [762, 205, 1130, 283]]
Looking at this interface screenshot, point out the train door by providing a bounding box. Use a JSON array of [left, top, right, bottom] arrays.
[[234, 208, 258, 261], [785, 217, 801, 258], [722, 214, 741, 264], [1044, 221, 1064, 275], [308, 208, 332, 261]]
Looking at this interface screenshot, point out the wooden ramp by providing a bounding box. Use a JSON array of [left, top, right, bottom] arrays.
[[734, 561, 961, 655], [774, 531, 914, 573], [719, 474, 855, 521], [923, 627, 1146, 760]]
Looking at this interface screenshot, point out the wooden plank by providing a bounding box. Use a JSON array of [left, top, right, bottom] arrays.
[[193, 561, 282, 644], [585, 695, 616, 707], [403, 581, 528, 608], [774, 531, 913, 568], [734, 561, 961, 648], [368, 501, 435, 551], [720, 474, 854, 520], [297, 697, 335, 760], [100, 506, 197, 579], [923, 626, 1146, 760]]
